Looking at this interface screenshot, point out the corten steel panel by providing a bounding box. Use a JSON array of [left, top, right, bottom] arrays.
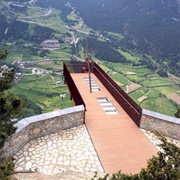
[[94, 63, 142, 127], [63, 63, 86, 109], [70, 73, 157, 174]]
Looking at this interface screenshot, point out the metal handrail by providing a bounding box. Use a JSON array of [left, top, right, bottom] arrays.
[[63, 62, 142, 127], [63, 63, 86, 110], [94, 63, 142, 127]]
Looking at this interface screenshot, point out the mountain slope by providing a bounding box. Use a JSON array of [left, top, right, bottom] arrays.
[[69, 0, 180, 76]]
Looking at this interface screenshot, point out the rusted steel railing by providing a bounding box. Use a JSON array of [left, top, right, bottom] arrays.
[[64, 62, 94, 73], [63, 63, 86, 112], [94, 63, 142, 127], [63, 62, 142, 126]]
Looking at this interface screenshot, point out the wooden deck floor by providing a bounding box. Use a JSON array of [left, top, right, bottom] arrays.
[[71, 73, 157, 174]]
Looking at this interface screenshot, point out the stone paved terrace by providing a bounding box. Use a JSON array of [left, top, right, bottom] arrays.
[[71, 73, 157, 174], [14, 125, 104, 179], [14, 128, 180, 180]]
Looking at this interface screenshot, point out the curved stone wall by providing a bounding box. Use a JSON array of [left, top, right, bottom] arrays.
[[5, 105, 85, 155], [141, 109, 180, 140]]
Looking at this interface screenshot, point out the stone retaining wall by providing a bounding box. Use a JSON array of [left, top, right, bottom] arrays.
[[141, 109, 180, 140], [5, 105, 85, 155]]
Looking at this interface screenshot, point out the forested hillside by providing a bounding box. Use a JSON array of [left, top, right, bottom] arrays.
[[1, 0, 179, 75], [69, 0, 180, 76]]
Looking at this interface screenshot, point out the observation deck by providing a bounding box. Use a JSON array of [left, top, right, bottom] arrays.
[[63, 62, 157, 174]]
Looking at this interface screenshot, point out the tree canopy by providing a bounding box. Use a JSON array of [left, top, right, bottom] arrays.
[[0, 49, 26, 179], [175, 108, 180, 118]]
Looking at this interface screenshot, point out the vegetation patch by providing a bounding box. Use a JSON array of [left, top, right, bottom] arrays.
[[110, 74, 129, 86], [126, 74, 144, 83], [142, 78, 174, 88], [141, 97, 177, 116], [154, 86, 180, 95], [10, 74, 73, 118], [118, 49, 140, 63], [99, 64, 112, 73], [129, 90, 144, 100]]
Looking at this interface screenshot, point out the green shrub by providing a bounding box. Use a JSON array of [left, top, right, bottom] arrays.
[[0, 156, 14, 180]]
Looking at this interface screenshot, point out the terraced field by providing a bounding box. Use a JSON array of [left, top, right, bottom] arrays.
[[100, 61, 179, 117], [11, 74, 73, 118]]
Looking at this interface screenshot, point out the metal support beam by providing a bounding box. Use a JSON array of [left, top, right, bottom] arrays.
[[86, 38, 92, 93]]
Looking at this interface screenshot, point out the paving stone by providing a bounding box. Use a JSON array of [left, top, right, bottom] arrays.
[[53, 153, 58, 159], [17, 157, 25, 163], [14, 125, 105, 177], [25, 161, 32, 170], [28, 148, 34, 152], [15, 166, 24, 171], [52, 159, 57, 165], [47, 141, 53, 147]]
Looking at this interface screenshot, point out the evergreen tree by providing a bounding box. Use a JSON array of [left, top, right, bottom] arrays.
[[0, 49, 8, 59], [175, 108, 180, 118], [0, 49, 26, 179]]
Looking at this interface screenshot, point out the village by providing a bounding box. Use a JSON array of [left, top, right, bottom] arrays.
[[6, 37, 75, 83]]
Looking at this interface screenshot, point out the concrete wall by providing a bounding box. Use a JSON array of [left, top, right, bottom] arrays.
[[5, 105, 85, 155], [141, 109, 180, 140]]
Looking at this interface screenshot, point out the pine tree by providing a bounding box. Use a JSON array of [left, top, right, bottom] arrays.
[[139, 132, 180, 180], [175, 108, 180, 118], [0, 49, 8, 59], [0, 49, 26, 179]]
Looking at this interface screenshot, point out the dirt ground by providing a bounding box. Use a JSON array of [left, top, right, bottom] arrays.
[[166, 93, 180, 105], [39, 61, 51, 65], [138, 96, 148, 102], [126, 71, 136, 75], [114, 80, 124, 87], [128, 83, 141, 93], [111, 71, 118, 75]]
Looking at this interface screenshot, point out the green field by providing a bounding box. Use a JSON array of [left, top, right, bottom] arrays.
[[141, 97, 177, 117], [102, 62, 179, 117], [106, 32, 124, 40], [154, 86, 180, 95], [106, 62, 151, 75], [129, 90, 144, 100], [47, 50, 71, 59], [118, 49, 140, 63], [110, 73, 129, 86], [125, 74, 144, 83], [11, 74, 73, 118], [67, 13, 78, 21], [142, 78, 174, 88], [31, 60, 65, 71], [99, 64, 113, 73], [23, 7, 66, 33]]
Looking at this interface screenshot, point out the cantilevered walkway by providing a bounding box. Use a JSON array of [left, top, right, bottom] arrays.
[[64, 63, 157, 174]]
